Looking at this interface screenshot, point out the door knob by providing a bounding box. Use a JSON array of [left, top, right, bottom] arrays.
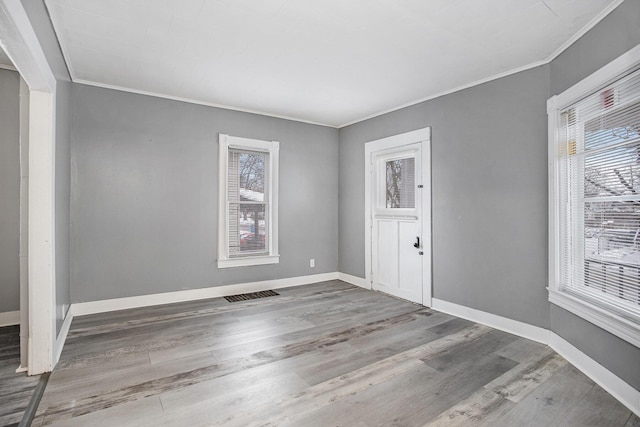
[[413, 236, 420, 248]]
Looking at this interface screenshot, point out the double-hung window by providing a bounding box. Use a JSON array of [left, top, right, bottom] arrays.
[[549, 46, 640, 347], [218, 134, 279, 268]]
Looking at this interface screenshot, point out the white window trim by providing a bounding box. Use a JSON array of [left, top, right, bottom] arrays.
[[548, 44, 640, 348], [218, 134, 279, 268]]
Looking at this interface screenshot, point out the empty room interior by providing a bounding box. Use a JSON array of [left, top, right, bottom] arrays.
[[1, 0, 640, 425]]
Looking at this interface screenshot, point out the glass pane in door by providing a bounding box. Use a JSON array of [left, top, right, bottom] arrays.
[[386, 157, 415, 208]]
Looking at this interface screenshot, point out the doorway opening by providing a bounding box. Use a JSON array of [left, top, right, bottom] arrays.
[[365, 127, 432, 306]]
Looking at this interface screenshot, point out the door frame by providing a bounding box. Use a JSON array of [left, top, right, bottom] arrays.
[[365, 127, 432, 307], [0, 0, 57, 374]]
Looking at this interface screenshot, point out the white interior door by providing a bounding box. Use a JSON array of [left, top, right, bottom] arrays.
[[365, 128, 431, 306]]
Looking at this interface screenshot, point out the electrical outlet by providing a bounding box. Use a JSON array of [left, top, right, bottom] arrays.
[[310, 259, 315, 268]]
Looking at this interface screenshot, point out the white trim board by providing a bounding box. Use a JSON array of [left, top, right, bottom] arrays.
[[337, 272, 370, 289], [71, 272, 339, 317], [0, 63, 18, 72], [431, 297, 640, 417], [0, 311, 20, 327], [53, 309, 73, 366]]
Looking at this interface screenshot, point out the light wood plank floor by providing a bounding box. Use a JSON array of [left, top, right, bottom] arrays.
[[32, 281, 639, 426], [0, 325, 40, 427]]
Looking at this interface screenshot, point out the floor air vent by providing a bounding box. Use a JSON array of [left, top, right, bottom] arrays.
[[225, 290, 280, 302]]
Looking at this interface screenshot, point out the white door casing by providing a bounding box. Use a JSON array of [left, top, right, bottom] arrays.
[[365, 128, 432, 306]]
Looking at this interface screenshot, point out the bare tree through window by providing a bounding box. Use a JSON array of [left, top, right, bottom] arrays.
[[386, 158, 415, 209]]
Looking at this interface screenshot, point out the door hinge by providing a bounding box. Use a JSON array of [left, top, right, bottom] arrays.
[[417, 184, 424, 188]]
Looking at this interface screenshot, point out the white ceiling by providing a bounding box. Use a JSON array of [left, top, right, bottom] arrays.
[[45, 0, 620, 127]]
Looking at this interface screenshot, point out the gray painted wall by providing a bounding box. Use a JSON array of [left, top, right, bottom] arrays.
[[550, 0, 640, 96], [548, 0, 640, 392], [339, 66, 550, 328], [70, 84, 339, 303], [0, 68, 21, 314]]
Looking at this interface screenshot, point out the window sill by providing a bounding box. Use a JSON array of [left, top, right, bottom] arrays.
[[217, 255, 280, 269], [548, 288, 640, 348]]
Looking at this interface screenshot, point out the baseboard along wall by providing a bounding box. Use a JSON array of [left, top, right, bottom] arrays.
[[0, 310, 20, 327]]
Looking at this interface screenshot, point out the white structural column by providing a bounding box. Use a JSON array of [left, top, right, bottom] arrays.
[[0, 0, 58, 374], [27, 90, 56, 374]]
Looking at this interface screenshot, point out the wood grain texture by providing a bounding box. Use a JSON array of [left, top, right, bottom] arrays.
[[0, 325, 40, 427], [31, 281, 636, 426]]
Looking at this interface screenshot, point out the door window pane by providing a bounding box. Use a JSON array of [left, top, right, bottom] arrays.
[[386, 157, 415, 208]]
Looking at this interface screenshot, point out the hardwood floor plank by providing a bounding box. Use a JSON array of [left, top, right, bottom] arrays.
[[423, 389, 514, 426], [493, 337, 553, 363], [485, 352, 568, 403], [37, 351, 213, 409], [552, 384, 633, 426], [626, 413, 640, 427], [36, 396, 164, 427], [422, 329, 519, 373], [0, 325, 40, 426], [489, 368, 594, 426]]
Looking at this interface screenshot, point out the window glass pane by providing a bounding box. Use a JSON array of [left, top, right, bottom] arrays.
[[584, 140, 640, 197], [229, 203, 267, 256], [229, 150, 267, 202], [239, 152, 266, 199], [385, 157, 415, 208], [583, 90, 640, 152], [583, 200, 640, 303]]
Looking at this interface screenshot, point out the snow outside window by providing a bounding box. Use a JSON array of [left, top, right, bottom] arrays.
[[218, 134, 279, 268]]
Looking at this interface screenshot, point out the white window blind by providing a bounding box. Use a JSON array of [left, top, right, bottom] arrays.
[[558, 67, 640, 324]]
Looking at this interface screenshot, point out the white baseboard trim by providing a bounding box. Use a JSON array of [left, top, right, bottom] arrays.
[[431, 298, 552, 344], [54, 309, 74, 367], [337, 272, 370, 289], [431, 297, 639, 417], [71, 272, 339, 317], [549, 334, 640, 417], [0, 310, 20, 327]]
